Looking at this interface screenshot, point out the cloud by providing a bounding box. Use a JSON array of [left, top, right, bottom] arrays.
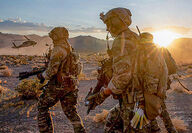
[[2, 17, 190, 39], [0, 18, 107, 38], [70, 27, 106, 33], [0, 18, 53, 35]]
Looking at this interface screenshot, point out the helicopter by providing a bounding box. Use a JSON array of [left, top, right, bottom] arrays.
[[12, 35, 37, 49]]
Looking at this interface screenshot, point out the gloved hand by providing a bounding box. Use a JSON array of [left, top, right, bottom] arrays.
[[37, 73, 45, 84], [87, 87, 111, 106]]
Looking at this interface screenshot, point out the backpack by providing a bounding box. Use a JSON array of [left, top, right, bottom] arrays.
[[65, 50, 82, 77], [60, 49, 82, 77], [160, 47, 177, 75], [136, 44, 168, 120], [137, 44, 167, 91]]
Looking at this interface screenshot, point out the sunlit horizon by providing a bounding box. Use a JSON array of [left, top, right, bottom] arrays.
[[152, 30, 183, 47]]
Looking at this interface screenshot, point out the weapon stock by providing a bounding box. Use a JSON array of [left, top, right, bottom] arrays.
[[17, 67, 46, 80], [85, 75, 106, 114], [85, 87, 94, 114], [85, 58, 112, 114]]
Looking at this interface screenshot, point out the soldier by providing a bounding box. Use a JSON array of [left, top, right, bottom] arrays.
[[139, 32, 178, 133], [37, 27, 86, 133], [104, 33, 178, 133], [88, 7, 141, 132], [87, 8, 168, 133]]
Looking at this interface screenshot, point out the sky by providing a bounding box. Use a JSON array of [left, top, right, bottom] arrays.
[[0, 0, 192, 39]]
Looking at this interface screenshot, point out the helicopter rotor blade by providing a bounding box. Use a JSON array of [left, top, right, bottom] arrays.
[[24, 35, 30, 41]]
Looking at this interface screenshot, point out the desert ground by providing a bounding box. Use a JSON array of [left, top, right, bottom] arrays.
[[0, 54, 191, 133]]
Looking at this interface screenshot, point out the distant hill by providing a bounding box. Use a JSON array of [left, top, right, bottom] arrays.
[[0, 32, 107, 55], [1, 32, 192, 64], [69, 35, 106, 52], [168, 38, 192, 64]]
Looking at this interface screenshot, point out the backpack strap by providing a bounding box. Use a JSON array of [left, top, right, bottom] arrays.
[[57, 45, 72, 76]]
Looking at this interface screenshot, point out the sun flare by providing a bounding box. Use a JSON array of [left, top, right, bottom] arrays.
[[152, 30, 182, 47]]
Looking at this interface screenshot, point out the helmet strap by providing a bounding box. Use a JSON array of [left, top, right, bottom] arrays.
[[106, 32, 114, 50]]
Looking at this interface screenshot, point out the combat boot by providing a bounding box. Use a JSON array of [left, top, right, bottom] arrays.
[[161, 103, 178, 133], [150, 119, 161, 133]]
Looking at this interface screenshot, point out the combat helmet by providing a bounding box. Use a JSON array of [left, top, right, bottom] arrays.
[[49, 27, 69, 41], [140, 32, 154, 44], [100, 7, 132, 27]]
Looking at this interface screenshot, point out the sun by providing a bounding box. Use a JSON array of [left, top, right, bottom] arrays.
[[152, 30, 182, 47]]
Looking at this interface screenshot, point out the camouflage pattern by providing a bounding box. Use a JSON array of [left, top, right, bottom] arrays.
[[105, 102, 177, 133], [99, 58, 113, 85], [38, 81, 85, 133], [104, 104, 123, 133], [100, 8, 132, 27], [161, 102, 178, 133], [140, 32, 177, 76], [38, 27, 85, 133], [105, 104, 151, 133], [102, 45, 175, 133], [109, 28, 139, 95], [106, 28, 150, 132], [60, 48, 82, 77], [49, 27, 69, 41], [100, 8, 132, 38], [42, 43, 70, 80], [138, 43, 168, 99], [140, 33, 177, 133], [104, 74, 176, 133], [85, 58, 113, 114], [100, 8, 169, 133], [160, 47, 177, 75], [106, 31, 168, 132], [140, 32, 154, 44], [151, 102, 178, 133], [150, 119, 160, 132]]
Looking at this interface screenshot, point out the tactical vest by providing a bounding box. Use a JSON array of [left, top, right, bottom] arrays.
[[57, 48, 82, 79]]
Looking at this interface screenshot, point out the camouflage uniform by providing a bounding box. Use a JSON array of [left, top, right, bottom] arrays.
[[37, 27, 85, 133], [140, 32, 178, 133], [104, 104, 123, 133], [104, 33, 177, 133], [105, 104, 151, 133], [150, 102, 177, 133], [98, 8, 168, 133], [100, 8, 150, 133], [105, 102, 177, 133]]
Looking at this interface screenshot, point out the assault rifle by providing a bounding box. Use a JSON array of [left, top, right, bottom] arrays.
[[85, 58, 112, 114], [17, 67, 46, 80]]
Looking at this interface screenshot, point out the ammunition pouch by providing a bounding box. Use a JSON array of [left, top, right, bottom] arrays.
[[144, 92, 163, 120]]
